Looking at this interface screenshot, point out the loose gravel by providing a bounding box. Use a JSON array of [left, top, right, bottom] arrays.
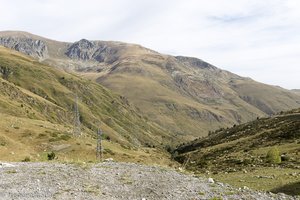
[[0, 161, 298, 200]]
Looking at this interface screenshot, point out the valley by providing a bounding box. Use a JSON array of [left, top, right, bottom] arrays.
[[1, 31, 300, 142], [0, 31, 299, 199], [174, 108, 300, 195]]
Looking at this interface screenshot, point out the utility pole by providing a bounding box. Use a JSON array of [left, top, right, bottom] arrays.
[[96, 127, 103, 161], [73, 95, 81, 136]]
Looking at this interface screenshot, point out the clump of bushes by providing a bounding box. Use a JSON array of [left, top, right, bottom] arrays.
[[266, 147, 281, 164], [47, 152, 56, 160], [0, 65, 12, 80]]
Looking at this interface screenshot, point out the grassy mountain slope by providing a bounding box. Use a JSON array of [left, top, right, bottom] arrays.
[[0, 46, 175, 165], [174, 108, 300, 195], [1, 31, 300, 143]]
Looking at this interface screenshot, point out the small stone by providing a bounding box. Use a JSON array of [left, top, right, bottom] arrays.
[[0, 163, 16, 168], [104, 158, 114, 162], [217, 182, 224, 187], [208, 178, 214, 183], [243, 186, 249, 190]]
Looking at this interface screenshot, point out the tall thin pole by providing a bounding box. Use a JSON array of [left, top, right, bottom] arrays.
[[73, 95, 81, 136], [96, 127, 103, 161]]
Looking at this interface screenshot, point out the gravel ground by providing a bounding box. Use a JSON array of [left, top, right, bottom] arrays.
[[0, 161, 298, 200]]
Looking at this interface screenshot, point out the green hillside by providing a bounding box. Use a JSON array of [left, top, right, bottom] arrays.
[[174, 108, 300, 195], [1, 31, 300, 144], [0, 46, 174, 165]]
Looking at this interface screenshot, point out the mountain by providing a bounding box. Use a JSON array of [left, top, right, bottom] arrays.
[[0, 45, 176, 164], [1, 31, 300, 143], [292, 89, 300, 96], [174, 108, 300, 195]]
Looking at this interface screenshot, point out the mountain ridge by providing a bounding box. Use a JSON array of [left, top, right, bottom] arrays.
[[1, 30, 300, 142], [0, 46, 177, 164]]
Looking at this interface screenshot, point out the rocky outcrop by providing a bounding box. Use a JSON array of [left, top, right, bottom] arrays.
[[65, 39, 95, 60], [0, 37, 48, 60], [65, 39, 118, 64]]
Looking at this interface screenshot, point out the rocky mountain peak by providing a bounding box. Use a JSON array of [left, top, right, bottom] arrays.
[[0, 36, 48, 60], [65, 39, 118, 64], [77, 39, 94, 49], [65, 39, 96, 60]]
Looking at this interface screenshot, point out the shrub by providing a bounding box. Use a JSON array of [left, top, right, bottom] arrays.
[[165, 145, 174, 153], [266, 147, 281, 164], [0, 66, 12, 80], [60, 134, 71, 141], [47, 152, 56, 160], [22, 156, 31, 162], [171, 151, 179, 159], [281, 154, 290, 162], [210, 197, 222, 200]]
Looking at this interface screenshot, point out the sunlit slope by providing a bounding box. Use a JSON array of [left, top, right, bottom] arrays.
[[0, 46, 174, 162], [1, 31, 300, 142], [175, 108, 300, 170]]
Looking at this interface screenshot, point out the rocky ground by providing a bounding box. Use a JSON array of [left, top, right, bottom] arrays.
[[0, 161, 298, 200]]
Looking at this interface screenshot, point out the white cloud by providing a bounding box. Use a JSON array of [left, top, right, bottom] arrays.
[[0, 0, 299, 89]]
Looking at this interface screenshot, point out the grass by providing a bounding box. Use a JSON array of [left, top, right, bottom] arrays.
[[210, 197, 222, 200], [119, 174, 134, 185], [209, 167, 300, 195], [0, 46, 178, 166], [83, 184, 101, 195], [176, 109, 300, 196], [5, 169, 17, 174]]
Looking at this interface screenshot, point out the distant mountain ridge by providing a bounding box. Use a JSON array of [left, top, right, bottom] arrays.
[[1, 30, 300, 142], [292, 89, 300, 96]]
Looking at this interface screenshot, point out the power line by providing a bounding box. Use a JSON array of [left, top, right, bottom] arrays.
[[73, 95, 81, 136], [96, 126, 103, 161]]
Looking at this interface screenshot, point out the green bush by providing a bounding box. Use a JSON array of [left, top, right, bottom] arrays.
[[0, 65, 12, 80], [266, 147, 281, 164], [60, 134, 71, 141], [22, 156, 31, 162], [47, 152, 56, 160]]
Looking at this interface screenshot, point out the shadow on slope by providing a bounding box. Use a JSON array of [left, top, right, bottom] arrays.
[[271, 181, 300, 196]]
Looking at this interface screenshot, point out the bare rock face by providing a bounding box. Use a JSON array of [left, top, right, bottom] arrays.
[[65, 39, 95, 60], [65, 39, 118, 64], [0, 37, 48, 60]]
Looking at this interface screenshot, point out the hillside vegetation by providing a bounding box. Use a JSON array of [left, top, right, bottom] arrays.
[[0, 46, 174, 165], [174, 108, 300, 195], [1, 31, 300, 143]]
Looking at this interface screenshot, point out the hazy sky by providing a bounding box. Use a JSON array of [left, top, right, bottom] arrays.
[[0, 0, 299, 89]]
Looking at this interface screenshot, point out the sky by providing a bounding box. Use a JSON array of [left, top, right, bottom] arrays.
[[0, 0, 299, 89]]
